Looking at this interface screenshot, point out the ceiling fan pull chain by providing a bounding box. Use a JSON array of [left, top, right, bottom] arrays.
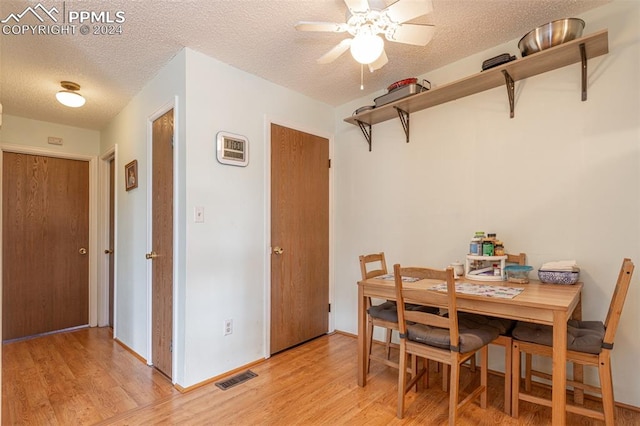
[[360, 64, 364, 90]]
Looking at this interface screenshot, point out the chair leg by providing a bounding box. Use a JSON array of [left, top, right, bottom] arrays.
[[599, 353, 615, 426], [411, 354, 419, 391], [511, 341, 521, 418], [442, 364, 449, 392], [573, 362, 584, 405], [480, 346, 488, 409], [524, 353, 532, 392], [449, 361, 460, 426], [397, 345, 408, 419], [504, 340, 512, 415], [366, 319, 374, 373], [469, 354, 477, 372], [385, 328, 393, 360], [423, 359, 430, 388], [608, 361, 615, 411]]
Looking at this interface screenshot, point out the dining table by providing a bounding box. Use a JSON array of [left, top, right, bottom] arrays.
[[357, 274, 583, 424]]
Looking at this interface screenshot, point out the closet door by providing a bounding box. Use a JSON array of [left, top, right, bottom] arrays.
[[3, 152, 89, 340], [270, 124, 329, 354]]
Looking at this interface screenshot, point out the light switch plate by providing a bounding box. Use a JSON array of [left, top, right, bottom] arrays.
[[194, 206, 204, 223]]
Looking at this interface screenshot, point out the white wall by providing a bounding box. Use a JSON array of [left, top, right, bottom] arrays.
[[0, 114, 100, 156], [100, 49, 187, 369], [180, 49, 334, 387], [99, 47, 334, 388], [333, 0, 640, 407]]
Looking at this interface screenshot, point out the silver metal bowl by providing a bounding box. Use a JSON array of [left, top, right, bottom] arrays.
[[518, 18, 585, 57]]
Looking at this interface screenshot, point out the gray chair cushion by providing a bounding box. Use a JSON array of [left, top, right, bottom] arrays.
[[512, 320, 605, 355], [406, 303, 439, 314], [458, 312, 516, 336], [407, 321, 499, 353], [368, 302, 439, 323], [368, 301, 398, 322]]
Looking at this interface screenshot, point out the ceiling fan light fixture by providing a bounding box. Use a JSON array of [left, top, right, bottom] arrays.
[[56, 81, 86, 108], [295, 0, 435, 70], [350, 33, 384, 64]]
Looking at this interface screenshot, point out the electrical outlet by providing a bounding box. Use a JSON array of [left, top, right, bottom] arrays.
[[224, 319, 233, 336]]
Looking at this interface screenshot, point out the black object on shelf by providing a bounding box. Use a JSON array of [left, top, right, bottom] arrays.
[[482, 53, 516, 71]]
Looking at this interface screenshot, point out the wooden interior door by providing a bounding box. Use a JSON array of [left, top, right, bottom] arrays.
[[2, 152, 89, 340], [150, 109, 174, 377], [108, 158, 115, 327], [270, 124, 329, 354]]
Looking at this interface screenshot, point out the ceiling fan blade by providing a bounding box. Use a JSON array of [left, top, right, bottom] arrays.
[[295, 21, 347, 32], [387, 23, 435, 46], [317, 38, 353, 64], [383, 0, 433, 24], [368, 50, 388, 72], [344, 0, 370, 14]]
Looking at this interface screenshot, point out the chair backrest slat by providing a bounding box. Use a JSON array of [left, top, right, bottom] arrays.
[[359, 252, 387, 280], [603, 258, 635, 346], [405, 310, 449, 329], [394, 264, 458, 347], [401, 287, 449, 308], [506, 253, 527, 265]]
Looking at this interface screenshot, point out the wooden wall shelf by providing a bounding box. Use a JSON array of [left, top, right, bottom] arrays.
[[345, 30, 609, 150]]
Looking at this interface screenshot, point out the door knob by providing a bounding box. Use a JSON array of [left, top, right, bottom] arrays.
[[79, 248, 87, 255], [146, 251, 158, 259], [273, 246, 284, 255], [104, 249, 113, 254]]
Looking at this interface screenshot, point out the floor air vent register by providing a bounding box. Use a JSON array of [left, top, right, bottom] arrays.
[[215, 370, 258, 391]]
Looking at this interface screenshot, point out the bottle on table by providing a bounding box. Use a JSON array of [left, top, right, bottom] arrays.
[[493, 263, 502, 276], [483, 233, 496, 256], [470, 231, 485, 255]]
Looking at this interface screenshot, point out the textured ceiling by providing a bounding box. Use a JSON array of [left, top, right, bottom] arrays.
[[0, 0, 611, 130]]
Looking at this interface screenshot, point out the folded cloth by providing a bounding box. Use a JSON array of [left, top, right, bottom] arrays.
[[540, 260, 579, 271]]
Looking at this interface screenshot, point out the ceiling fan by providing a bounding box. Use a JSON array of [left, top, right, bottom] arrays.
[[295, 0, 435, 72]]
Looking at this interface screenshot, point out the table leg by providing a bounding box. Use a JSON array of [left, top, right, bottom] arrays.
[[552, 310, 568, 425], [357, 283, 366, 387], [572, 295, 584, 405]]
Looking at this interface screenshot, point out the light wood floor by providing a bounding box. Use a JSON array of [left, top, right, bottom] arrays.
[[3, 328, 639, 425]]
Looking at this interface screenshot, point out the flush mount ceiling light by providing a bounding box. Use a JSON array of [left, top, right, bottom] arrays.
[[56, 81, 86, 108]]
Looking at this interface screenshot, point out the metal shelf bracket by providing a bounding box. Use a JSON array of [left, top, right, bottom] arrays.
[[355, 120, 373, 151], [580, 43, 588, 101], [394, 107, 410, 143], [502, 70, 515, 118]]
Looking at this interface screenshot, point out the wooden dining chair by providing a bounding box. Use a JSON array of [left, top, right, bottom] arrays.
[[359, 252, 397, 371], [394, 264, 499, 424], [360, 253, 440, 374], [511, 258, 635, 425]]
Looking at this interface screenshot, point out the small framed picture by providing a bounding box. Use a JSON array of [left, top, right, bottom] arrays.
[[125, 160, 138, 191]]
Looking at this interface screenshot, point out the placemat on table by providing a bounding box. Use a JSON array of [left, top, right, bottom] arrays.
[[375, 274, 420, 283], [429, 282, 524, 299]]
